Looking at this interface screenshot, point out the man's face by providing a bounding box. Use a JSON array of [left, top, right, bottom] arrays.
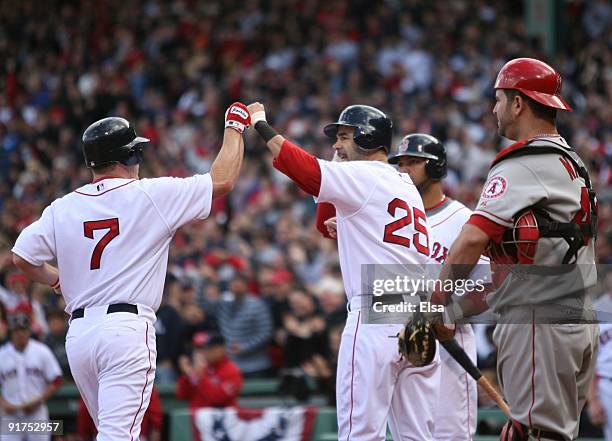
[[493, 90, 517, 140], [10, 328, 30, 350], [203, 345, 225, 364], [333, 126, 363, 161], [397, 156, 429, 192]]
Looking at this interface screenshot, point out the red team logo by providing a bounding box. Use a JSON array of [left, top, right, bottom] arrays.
[[481, 176, 507, 199]]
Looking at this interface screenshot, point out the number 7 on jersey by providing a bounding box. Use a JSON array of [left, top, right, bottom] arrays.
[[83, 218, 120, 270]]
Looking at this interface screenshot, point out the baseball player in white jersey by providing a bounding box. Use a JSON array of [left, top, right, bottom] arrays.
[[11, 103, 251, 441], [435, 58, 599, 441], [248, 102, 441, 441], [0, 313, 62, 441], [387, 133, 492, 441]]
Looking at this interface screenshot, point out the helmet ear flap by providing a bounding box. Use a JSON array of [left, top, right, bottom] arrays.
[[354, 129, 375, 149]]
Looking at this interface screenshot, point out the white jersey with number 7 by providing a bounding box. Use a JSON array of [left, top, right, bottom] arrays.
[[12, 175, 213, 314]]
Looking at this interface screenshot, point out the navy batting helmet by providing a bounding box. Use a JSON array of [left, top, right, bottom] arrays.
[[82, 117, 149, 168], [388, 133, 447, 180], [323, 105, 393, 152]]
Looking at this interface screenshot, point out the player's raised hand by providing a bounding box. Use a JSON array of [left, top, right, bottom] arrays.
[[224, 102, 251, 134], [247, 102, 266, 125]]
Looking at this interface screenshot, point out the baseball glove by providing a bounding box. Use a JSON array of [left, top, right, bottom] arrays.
[[397, 309, 457, 366], [397, 309, 436, 366]]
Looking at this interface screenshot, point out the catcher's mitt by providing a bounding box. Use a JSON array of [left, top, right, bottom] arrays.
[[397, 309, 436, 366]]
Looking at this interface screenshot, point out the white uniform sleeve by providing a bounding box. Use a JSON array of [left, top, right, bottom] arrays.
[[41, 345, 63, 382], [474, 159, 548, 227], [141, 174, 213, 232], [11, 205, 56, 266], [315, 160, 378, 214]]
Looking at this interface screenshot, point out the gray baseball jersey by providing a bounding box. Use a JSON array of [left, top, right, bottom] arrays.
[[469, 136, 599, 440], [471, 137, 596, 312]]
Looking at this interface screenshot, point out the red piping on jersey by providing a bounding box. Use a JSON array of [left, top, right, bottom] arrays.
[[272, 139, 322, 196], [75, 180, 136, 197], [346, 310, 361, 441], [430, 207, 466, 228], [129, 322, 153, 441], [467, 214, 507, 243], [492, 140, 529, 165], [528, 314, 536, 429], [425, 195, 448, 212], [91, 175, 123, 184]]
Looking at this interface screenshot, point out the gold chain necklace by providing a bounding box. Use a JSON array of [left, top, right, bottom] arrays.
[[531, 133, 561, 138]]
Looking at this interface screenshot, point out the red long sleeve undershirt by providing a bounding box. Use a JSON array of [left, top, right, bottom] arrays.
[[316, 202, 336, 239], [272, 139, 322, 196]]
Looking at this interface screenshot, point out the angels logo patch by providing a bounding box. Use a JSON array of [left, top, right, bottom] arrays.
[[481, 176, 507, 199]]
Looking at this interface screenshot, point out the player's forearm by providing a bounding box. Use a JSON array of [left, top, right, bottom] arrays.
[[210, 129, 244, 198], [250, 103, 322, 196], [42, 379, 62, 401], [29, 379, 61, 406], [12, 254, 59, 286], [441, 224, 489, 278], [433, 225, 489, 305], [261, 130, 285, 158], [0, 396, 17, 410]]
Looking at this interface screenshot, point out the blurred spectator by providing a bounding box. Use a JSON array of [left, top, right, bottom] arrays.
[[176, 332, 243, 409], [313, 268, 347, 327], [0, 312, 62, 436], [278, 289, 328, 402], [216, 274, 274, 377], [43, 308, 71, 380], [154, 276, 183, 384], [178, 279, 218, 356], [282, 290, 328, 368], [476, 326, 500, 409], [302, 323, 343, 406], [77, 386, 163, 441], [0, 271, 48, 336]]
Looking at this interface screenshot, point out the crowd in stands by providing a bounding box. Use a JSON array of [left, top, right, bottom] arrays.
[[0, 0, 610, 411]]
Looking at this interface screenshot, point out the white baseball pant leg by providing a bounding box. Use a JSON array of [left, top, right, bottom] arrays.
[[66, 305, 156, 441], [432, 325, 477, 441], [336, 309, 440, 441]]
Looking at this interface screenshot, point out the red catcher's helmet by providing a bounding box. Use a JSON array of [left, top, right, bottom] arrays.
[[494, 58, 572, 111]]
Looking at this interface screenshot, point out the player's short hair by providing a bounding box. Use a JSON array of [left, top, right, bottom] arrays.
[[504, 89, 557, 123]]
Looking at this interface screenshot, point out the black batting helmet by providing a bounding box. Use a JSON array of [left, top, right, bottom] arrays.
[[388, 133, 447, 180], [323, 105, 393, 152], [82, 117, 149, 168]]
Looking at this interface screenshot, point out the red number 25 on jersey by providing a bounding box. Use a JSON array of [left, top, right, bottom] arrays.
[[383, 198, 429, 256]]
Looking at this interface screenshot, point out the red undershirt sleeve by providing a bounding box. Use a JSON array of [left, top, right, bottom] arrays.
[[467, 213, 507, 243], [316, 202, 336, 239], [272, 140, 322, 196]]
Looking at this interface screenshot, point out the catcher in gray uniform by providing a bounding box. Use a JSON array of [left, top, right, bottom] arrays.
[[434, 58, 599, 441]]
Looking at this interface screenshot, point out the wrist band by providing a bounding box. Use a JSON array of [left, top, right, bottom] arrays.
[[255, 121, 278, 143], [251, 111, 266, 125]]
